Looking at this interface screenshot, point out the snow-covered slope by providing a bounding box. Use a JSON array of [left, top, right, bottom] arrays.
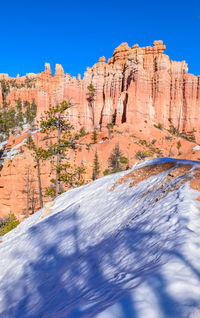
[[0, 157, 200, 318]]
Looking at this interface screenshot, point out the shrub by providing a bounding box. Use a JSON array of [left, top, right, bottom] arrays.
[[92, 130, 97, 144], [103, 169, 110, 176], [108, 143, 125, 173], [154, 123, 163, 130], [165, 135, 173, 141], [135, 151, 153, 160], [0, 213, 19, 236], [120, 156, 128, 164], [177, 141, 181, 150], [139, 139, 148, 146]]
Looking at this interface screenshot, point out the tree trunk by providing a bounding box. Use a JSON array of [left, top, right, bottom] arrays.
[[56, 115, 61, 197], [37, 158, 43, 208], [26, 168, 30, 218]]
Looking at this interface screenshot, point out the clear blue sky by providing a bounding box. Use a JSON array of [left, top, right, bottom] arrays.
[[0, 0, 200, 77]]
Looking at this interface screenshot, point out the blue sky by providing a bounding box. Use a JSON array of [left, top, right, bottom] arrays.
[[0, 0, 199, 77]]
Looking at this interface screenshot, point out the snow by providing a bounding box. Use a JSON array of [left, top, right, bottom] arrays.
[[2, 128, 40, 161], [2, 138, 28, 160], [0, 140, 8, 150], [0, 157, 200, 317], [193, 145, 200, 151]]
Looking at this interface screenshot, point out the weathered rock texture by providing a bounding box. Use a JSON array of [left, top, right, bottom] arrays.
[[1, 40, 200, 219], [1, 40, 200, 133]]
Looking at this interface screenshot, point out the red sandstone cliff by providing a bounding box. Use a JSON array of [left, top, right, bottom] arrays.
[[1, 40, 200, 219], [1, 40, 200, 134]]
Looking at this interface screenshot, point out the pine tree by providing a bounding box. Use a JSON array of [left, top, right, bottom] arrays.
[[92, 150, 100, 180], [87, 83, 96, 103], [26, 135, 45, 208], [108, 143, 123, 173], [15, 100, 24, 129], [92, 130, 97, 143], [0, 80, 10, 104], [87, 83, 96, 125], [40, 101, 86, 198], [24, 100, 37, 128], [0, 213, 19, 236], [107, 122, 114, 139]]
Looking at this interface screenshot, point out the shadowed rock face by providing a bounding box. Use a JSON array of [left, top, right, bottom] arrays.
[[0, 40, 200, 132]]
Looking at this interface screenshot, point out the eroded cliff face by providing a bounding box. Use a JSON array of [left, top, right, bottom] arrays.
[[1, 40, 200, 219], [1, 40, 200, 133]]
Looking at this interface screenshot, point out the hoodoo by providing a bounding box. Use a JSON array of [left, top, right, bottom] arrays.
[[0, 41, 199, 132]]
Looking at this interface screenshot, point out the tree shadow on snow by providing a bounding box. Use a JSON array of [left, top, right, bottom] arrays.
[[1, 196, 200, 318]]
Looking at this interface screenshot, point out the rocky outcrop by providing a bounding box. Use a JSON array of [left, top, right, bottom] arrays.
[[1, 40, 200, 219], [1, 40, 200, 134]]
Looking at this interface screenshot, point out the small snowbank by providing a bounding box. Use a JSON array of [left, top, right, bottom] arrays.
[[0, 157, 200, 317], [193, 145, 200, 151], [1, 127, 40, 161]]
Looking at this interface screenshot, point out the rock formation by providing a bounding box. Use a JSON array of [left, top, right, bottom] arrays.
[[1, 40, 200, 219], [1, 40, 199, 133]]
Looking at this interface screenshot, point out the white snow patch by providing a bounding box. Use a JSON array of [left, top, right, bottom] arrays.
[[193, 145, 200, 151], [0, 157, 200, 317]]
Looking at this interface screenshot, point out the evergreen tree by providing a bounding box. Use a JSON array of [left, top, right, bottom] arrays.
[[87, 83, 96, 103], [40, 101, 86, 198], [0, 80, 10, 104], [0, 149, 3, 170], [0, 99, 37, 139], [26, 136, 45, 208], [15, 100, 24, 129], [87, 83, 96, 125], [92, 130, 97, 143], [24, 100, 37, 128], [107, 122, 114, 139], [92, 150, 100, 180], [108, 143, 123, 173], [0, 213, 19, 236]]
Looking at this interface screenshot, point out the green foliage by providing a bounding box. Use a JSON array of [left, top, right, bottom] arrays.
[[92, 130, 97, 144], [177, 140, 181, 150], [103, 169, 110, 176], [75, 127, 88, 139], [40, 101, 73, 134], [92, 151, 100, 180], [108, 143, 128, 173], [107, 123, 114, 129], [0, 80, 10, 103], [0, 149, 3, 170], [0, 213, 19, 236], [15, 100, 24, 129], [40, 101, 86, 197], [87, 83, 96, 103], [0, 78, 35, 93], [153, 123, 163, 130], [26, 136, 46, 161], [168, 125, 177, 135], [86, 143, 91, 152], [120, 156, 128, 164], [0, 99, 37, 139], [139, 139, 148, 146], [107, 123, 114, 139], [45, 186, 56, 198], [0, 106, 16, 136], [168, 125, 196, 142], [24, 100, 37, 128], [135, 150, 153, 160]]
